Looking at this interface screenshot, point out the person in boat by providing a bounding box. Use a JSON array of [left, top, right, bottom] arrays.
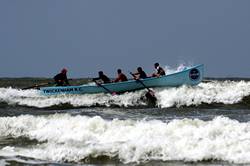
[[131, 67, 147, 79], [152, 63, 166, 77], [93, 71, 111, 84], [113, 69, 128, 82], [54, 68, 70, 86]]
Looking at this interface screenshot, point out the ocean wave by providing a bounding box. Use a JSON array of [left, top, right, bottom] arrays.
[[0, 115, 250, 164], [157, 80, 250, 108], [0, 87, 147, 108], [0, 80, 250, 109]]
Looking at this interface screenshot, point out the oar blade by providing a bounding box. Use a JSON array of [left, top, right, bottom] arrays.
[[145, 90, 157, 106]]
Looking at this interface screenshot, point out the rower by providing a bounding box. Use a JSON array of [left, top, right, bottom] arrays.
[[93, 71, 111, 84], [152, 63, 166, 77], [54, 68, 70, 86], [131, 67, 147, 79], [113, 69, 128, 82]]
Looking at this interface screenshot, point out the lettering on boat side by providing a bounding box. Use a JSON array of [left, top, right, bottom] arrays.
[[189, 68, 200, 81], [43, 87, 84, 94]]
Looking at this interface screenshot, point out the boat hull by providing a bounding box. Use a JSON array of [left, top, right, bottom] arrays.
[[40, 64, 204, 95]]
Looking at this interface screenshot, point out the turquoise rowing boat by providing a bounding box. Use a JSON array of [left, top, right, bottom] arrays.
[[40, 64, 204, 95]]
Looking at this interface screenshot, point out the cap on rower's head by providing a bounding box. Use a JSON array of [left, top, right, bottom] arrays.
[[154, 63, 159, 68], [61, 68, 67, 74]]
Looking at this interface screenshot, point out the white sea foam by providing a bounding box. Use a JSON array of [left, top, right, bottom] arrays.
[[0, 159, 8, 166], [0, 87, 147, 108], [0, 115, 250, 163], [1, 80, 250, 108], [164, 63, 191, 75], [157, 80, 250, 108]]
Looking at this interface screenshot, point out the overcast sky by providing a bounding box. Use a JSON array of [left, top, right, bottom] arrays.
[[0, 0, 249, 78]]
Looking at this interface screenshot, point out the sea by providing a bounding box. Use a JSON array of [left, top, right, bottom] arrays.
[[1, 76, 250, 166]]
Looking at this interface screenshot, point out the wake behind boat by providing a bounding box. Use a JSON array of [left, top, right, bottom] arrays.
[[40, 64, 204, 95]]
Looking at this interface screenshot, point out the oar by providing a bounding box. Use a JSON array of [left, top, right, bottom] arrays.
[[93, 80, 116, 95], [22, 82, 53, 90], [129, 72, 157, 102], [22, 78, 74, 90]]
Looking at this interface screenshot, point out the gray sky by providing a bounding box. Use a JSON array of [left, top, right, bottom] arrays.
[[0, 0, 250, 78]]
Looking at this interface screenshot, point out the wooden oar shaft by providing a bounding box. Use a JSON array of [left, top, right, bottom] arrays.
[[137, 79, 151, 91], [93, 80, 115, 95], [22, 79, 74, 90], [130, 72, 151, 91], [22, 82, 51, 90], [129, 72, 157, 105]]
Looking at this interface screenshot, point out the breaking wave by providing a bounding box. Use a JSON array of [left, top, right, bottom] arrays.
[[0, 80, 250, 109], [157, 80, 250, 108], [0, 115, 250, 164]]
